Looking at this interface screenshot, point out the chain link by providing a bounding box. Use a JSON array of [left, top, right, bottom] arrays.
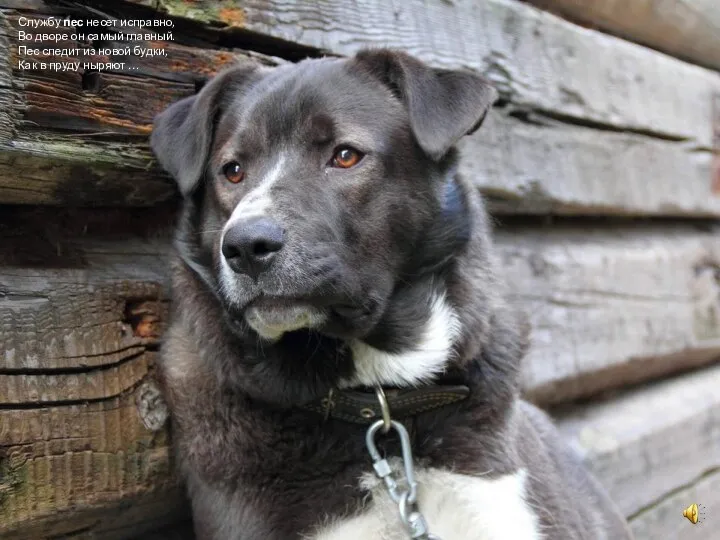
[[365, 418, 442, 540]]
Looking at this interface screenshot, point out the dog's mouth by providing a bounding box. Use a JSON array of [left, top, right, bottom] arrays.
[[243, 296, 329, 340]]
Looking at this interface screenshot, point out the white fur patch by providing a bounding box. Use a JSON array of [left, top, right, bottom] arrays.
[[245, 303, 328, 340], [310, 467, 542, 540], [226, 153, 286, 225], [219, 154, 287, 301], [341, 291, 460, 388]]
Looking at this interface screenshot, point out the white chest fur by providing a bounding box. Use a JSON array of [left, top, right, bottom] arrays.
[[309, 467, 542, 540], [340, 291, 461, 389]]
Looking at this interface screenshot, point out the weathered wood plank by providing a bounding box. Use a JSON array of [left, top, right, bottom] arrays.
[[0, 12, 168, 205], [3, 493, 191, 540], [2, 2, 718, 215], [0, 207, 184, 538], [139, 0, 720, 147], [629, 469, 718, 540], [0, 381, 187, 538], [465, 110, 718, 216], [523, 0, 720, 72], [496, 225, 720, 404], [556, 364, 720, 520], [1, 353, 152, 404], [5, 208, 720, 533], [0, 5, 277, 206], [0, 207, 174, 370]]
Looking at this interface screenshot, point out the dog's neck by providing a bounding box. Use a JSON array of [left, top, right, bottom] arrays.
[[338, 282, 460, 389]]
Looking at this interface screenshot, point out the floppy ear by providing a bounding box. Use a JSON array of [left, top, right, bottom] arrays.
[[150, 64, 260, 196], [354, 49, 498, 161]]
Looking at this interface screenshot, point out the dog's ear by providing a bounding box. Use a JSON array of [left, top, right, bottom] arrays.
[[354, 49, 497, 161], [150, 64, 260, 196]]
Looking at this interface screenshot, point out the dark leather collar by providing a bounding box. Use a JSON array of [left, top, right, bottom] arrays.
[[299, 385, 470, 425]]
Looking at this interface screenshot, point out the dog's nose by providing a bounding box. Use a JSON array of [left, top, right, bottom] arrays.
[[222, 217, 285, 277]]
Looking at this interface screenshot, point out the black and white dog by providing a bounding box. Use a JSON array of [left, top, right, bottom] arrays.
[[150, 49, 633, 540]]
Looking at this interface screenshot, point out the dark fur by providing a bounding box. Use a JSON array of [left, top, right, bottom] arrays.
[[151, 49, 633, 539]]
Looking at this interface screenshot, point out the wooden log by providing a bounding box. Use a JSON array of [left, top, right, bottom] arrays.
[[0, 207, 187, 538], [5, 210, 720, 405], [1, 354, 152, 404], [496, 224, 720, 404], [0, 381, 188, 539], [135, 0, 720, 147], [465, 109, 718, 216], [0, 206, 174, 371], [6, 210, 720, 409], [556, 363, 720, 521], [523, 0, 720, 72], [2, 2, 718, 216]]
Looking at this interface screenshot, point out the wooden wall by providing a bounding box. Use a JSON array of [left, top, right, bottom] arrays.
[[1, 0, 719, 538]]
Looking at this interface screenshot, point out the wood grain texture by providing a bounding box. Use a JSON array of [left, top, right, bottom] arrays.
[[0, 207, 174, 371], [464, 110, 718, 216], [496, 224, 720, 404], [2, 1, 718, 215], [0, 208, 185, 538], [6, 211, 720, 406], [1, 354, 152, 404], [523, 0, 720, 72], [556, 363, 720, 520], [0, 5, 275, 206], [144, 0, 720, 147], [0, 12, 170, 206], [1, 384, 187, 538]]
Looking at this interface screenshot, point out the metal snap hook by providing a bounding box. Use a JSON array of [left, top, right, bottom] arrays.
[[365, 419, 419, 505], [364, 413, 440, 538]]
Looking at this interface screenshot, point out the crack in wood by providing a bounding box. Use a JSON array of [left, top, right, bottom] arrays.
[[0, 348, 146, 375], [627, 466, 720, 521], [0, 372, 151, 410], [509, 106, 694, 143]]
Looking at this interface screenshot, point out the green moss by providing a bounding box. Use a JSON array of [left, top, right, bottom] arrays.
[[154, 0, 223, 23], [0, 453, 29, 514]]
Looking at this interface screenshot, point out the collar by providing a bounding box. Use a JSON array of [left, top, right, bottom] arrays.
[[299, 384, 470, 425]]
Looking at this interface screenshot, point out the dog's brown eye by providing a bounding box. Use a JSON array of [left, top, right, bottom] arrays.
[[332, 147, 363, 169], [222, 161, 245, 184]]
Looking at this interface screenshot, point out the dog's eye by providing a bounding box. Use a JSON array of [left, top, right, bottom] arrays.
[[331, 147, 363, 169], [222, 161, 245, 184]]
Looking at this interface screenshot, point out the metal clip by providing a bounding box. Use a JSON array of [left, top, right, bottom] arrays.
[[364, 387, 441, 540], [366, 419, 419, 504]]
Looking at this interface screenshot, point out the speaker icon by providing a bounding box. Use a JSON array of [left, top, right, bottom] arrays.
[[683, 503, 705, 524]]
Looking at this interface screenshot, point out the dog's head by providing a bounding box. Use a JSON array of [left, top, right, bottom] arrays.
[[152, 49, 513, 393]]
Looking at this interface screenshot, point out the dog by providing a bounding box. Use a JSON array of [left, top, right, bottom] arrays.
[[150, 49, 634, 540]]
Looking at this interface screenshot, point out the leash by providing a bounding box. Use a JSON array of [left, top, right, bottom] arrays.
[[365, 386, 442, 540]]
